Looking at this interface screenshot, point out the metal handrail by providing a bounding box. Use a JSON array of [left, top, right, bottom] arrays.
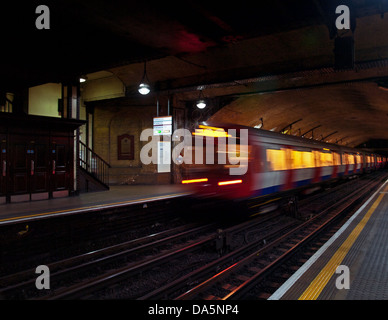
[[79, 141, 110, 187]]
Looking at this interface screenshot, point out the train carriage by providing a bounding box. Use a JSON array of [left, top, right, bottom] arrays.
[[181, 123, 386, 203]]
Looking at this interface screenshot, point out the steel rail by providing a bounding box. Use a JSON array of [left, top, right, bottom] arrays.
[[0, 223, 211, 299], [176, 177, 382, 300]]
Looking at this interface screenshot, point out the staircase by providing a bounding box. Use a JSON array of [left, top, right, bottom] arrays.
[[78, 141, 110, 192]]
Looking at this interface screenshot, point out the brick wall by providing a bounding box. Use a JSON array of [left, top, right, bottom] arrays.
[[93, 102, 171, 185]]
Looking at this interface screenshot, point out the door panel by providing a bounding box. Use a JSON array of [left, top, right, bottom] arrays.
[[30, 139, 50, 200], [51, 137, 71, 196], [30, 141, 49, 194], [12, 139, 29, 195], [10, 135, 50, 201]]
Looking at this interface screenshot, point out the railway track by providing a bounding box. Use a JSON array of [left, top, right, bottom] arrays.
[[42, 212, 290, 299], [172, 175, 384, 300], [0, 206, 294, 299], [1, 172, 386, 300], [0, 222, 215, 299]]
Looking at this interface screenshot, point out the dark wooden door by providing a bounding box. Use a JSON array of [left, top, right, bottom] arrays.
[[30, 138, 50, 200], [11, 136, 29, 200], [0, 135, 7, 203], [51, 136, 71, 197], [10, 136, 50, 201]]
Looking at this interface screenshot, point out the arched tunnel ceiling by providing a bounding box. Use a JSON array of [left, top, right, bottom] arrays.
[[207, 81, 388, 148]]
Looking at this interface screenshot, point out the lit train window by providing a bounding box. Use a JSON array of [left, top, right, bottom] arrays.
[[266, 149, 287, 171], [291, 150, 302, 169], [320, 152, 333, 167], [344, 153, 355, 165], [290, 150, 315, 169], [267, 148, 316, 171], [355, 155, 362, 166], [302, 151, 315, 168], [333, 152, 341, 166]]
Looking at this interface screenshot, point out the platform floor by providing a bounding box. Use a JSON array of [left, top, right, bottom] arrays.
[[0, 185, 191, 226], [269, 178, 388, 300]]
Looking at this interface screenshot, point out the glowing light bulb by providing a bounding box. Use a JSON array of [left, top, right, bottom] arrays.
[[196, 99, 206, 109], [138, 83, 150, 95]]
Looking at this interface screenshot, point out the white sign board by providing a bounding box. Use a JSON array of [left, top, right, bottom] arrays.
[[153, 116, 172, 136], [157, 141, 171, 173]]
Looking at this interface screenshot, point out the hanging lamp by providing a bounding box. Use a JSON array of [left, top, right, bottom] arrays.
[[196, 90, 206, 109], [138, 61, 151, 95]]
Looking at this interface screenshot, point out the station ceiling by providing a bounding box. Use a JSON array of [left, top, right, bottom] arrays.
[[2, 0, 388, 150]]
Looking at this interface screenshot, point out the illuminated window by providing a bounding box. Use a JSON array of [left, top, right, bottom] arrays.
[[302, 151, 315, 168], [290, 150, 315, 169], [291, 150, 302, 169], [345, 153, 355, 165], [267, 148, 316, 171], [266, 149, 287, 171], [355, 155, 362, 167], [320, 152, 333, 167], [333, 152, 341, 166]]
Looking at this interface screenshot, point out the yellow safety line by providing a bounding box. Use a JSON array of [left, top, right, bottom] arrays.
[[0, 193, 187, 223], [298, 187, 387, 300]]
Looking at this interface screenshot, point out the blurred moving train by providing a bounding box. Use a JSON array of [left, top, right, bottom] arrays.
[[181, 123, 387, 202]]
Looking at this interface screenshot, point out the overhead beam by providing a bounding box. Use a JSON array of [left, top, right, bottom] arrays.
[[157, 59, 388, 101], [321, 131, 338, 141], [280, 119, 303, 134], [301, 125, 322, 138]]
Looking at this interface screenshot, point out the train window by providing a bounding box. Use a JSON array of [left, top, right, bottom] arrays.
[[267, 149, 316, 171], [333, 152, 341, 166], [291, 150, 302, 169], [301, 151, 315, 168], [355, 155, 362, 167], [320, 152, 333, 167], [266, 149, 287, 171], [344, 153, 355, 165], [187, 139, 250, 167], [290, 150, 315, 169]]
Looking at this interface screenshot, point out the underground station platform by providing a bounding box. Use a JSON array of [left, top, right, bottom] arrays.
[[269, 178, 388, 300], [0, 185, 191, 226]]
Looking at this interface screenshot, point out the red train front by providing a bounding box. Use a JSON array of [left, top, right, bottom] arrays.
[[180, 124, 253, 199]]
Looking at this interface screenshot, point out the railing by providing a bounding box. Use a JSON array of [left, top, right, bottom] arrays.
[[79, 141, 110, 187]]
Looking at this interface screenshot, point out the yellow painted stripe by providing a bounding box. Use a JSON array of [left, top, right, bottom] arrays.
[[298, 188, 387, 300], [0, 193, 186, 224]]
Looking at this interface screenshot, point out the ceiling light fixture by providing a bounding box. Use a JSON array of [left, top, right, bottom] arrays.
[[79, 76, 87, 83], [138, 61, 151, 95], [196, 89, 206, 109]]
